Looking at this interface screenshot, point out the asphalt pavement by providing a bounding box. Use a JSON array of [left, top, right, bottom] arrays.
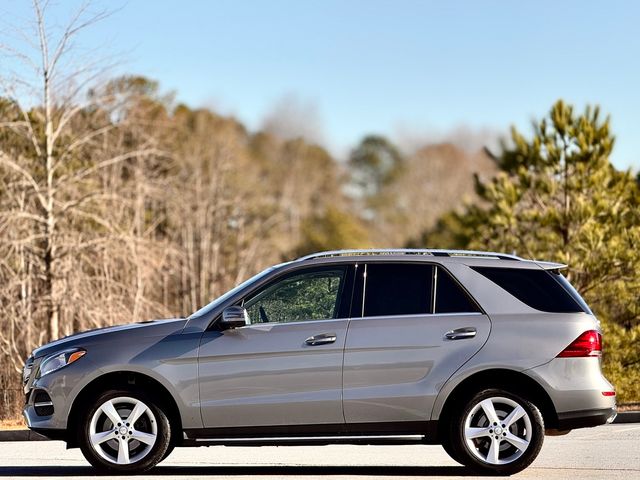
[[0, 423, 638, 480]]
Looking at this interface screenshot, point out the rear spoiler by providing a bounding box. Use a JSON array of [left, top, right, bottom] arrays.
[[534, 261, 568, 270]]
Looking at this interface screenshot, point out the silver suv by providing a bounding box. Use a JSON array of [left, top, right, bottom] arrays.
[[23, 249, 617, 475]]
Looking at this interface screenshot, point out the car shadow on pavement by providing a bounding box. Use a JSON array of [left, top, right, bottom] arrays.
[[0, 465, 488, 477]]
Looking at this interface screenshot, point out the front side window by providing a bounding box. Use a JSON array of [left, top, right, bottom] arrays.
[[244, 268, 346, 324]]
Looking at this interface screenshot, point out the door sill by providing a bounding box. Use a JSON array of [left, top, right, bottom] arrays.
[[185, 434, 428, 447], [183, 421, 439, 446]]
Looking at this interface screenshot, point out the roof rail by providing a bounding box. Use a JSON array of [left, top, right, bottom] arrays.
[[296, 249, 521, 262]]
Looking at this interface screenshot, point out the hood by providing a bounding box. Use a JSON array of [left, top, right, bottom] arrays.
[[32, 318, 187, 359]]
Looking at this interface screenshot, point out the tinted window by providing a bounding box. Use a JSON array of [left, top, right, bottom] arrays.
[[550, 270, 592, 314], [363, 263, 433, 317], [471, 266, 586, 313], [244, 269, 345, 324], [435, 267, 481, 314]]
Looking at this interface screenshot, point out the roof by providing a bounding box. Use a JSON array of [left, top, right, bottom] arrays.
[[296, 248, 521, 261], [294, 249, 567, 270]]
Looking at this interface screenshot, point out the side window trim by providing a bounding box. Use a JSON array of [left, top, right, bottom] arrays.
[[358, 311, 484, 320], [361, 263, 368, 318], [431, 266, 438, 313]]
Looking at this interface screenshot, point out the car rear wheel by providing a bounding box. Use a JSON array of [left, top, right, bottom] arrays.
[[447, 388, 544, 475], [441, 435, 464, 465], [79, 389, 171, 474]]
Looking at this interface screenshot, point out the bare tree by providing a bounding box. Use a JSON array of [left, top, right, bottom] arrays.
[[0, 1, 161, 343], [0, 2, 440, 421]]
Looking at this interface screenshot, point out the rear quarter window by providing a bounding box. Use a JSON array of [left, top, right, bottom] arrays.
[[471, 266, 587, 313]]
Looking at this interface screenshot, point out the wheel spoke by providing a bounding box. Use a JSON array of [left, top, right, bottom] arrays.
[[479, 399, 500, 425], [90, 396, 159, 466], [503, 405, 526, 427], [126, 401, 147, 425], [117, 438, 130, 464], [131, 429, 156, 446], [486, 438, 500, 464], [465, 426, 492, 439], [464, 396, 534, 466], [100, 400, 122, 427], [90, 430, 116, 446], [505, 431, 530, 451]]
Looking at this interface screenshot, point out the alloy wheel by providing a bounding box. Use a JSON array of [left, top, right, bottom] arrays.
[[89, 396, 157, 465], [463, 396, 532, 465]]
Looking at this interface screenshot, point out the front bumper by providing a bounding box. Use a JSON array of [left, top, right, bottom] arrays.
[[24, 382, 72, 443], [23, 388, 62, 430], [22, 356, 61, 431], [23, 361, 81, 431]]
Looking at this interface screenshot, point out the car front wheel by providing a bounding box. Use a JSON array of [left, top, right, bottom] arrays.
[[79, 389, 171, 474], [447, 388, 544, 475]]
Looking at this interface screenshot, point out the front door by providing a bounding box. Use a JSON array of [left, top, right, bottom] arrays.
[[343, 262, 491, 424], [198, 265, 353, 429]]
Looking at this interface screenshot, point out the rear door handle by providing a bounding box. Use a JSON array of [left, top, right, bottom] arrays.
[[445, 327, 477, 340], [305, 333, 337, 346]]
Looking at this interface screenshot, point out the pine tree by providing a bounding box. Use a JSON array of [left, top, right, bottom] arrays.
[[420, 101, 640, 401]]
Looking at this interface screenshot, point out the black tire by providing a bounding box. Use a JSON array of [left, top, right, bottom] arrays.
[[441, 435, 464, 465], [78, 389, 171, 474], [160, 443, 175, 461], [447, 388, 544, 475]]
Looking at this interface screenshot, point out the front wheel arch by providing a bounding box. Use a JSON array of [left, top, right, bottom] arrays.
[[66, 371, 182, 448]]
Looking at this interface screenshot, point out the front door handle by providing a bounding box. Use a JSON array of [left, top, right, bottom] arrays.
[[305, 333, 337, 346], [445, 327, 477, 340]]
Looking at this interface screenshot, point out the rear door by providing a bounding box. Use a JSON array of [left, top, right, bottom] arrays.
[[343, 262, 491, 424]]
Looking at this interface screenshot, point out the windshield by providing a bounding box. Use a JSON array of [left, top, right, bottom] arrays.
[[187, 266, 278, 319]]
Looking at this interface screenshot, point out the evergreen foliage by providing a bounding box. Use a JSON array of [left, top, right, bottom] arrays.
[[418, 101, 640, 402]]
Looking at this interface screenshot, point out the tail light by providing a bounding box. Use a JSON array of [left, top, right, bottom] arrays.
[[557, 330, 602, 358]]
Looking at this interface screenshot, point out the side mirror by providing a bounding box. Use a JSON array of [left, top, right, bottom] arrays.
[[220, 306, 249, 330]]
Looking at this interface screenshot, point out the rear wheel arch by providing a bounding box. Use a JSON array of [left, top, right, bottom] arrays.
[[67, 371, 182, 448], [436, 368, 558, 441]]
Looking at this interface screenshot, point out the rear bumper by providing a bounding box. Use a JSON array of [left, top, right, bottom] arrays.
[[525, 357, 617, 428], [556, 406, 617, 430]]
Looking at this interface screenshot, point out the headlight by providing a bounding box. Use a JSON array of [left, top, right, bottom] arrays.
[[39, 348, 86, 378], [23, 357, 34, 385], [23, 356, 34, 393]]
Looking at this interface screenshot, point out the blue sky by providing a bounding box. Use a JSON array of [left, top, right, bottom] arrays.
[[4, 1, 640, 168]]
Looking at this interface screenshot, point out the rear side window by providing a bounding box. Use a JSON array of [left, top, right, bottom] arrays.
[[364, 263, 432, 317], [471, 266, 586, 313], [434, 267, 481, 314]]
